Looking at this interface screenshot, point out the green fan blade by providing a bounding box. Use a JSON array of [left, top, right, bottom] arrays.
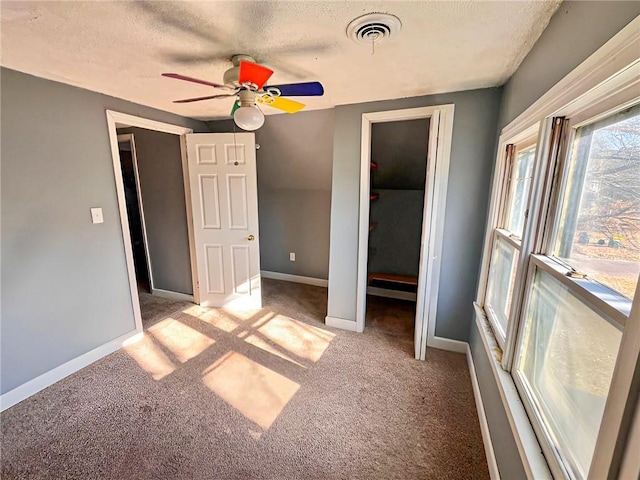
[[230, 100, 240, 116]]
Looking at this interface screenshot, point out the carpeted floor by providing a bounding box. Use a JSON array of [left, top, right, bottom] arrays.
[[138, 290, 192, 325], [1, 279, 488, 480]]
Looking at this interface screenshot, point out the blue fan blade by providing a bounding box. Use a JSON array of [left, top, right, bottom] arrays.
[[264, 81, 324, 96]]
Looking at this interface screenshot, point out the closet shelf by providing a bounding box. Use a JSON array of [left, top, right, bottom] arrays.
[[367, 272, 418, 286]]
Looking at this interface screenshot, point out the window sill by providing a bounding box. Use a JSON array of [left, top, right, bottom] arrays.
[[473, 302, 552, 480]]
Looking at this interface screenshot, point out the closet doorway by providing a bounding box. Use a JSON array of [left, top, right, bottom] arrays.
[[106, 111, 195, 332], [117, 134, 152, 294], [356, 105, 455, 360]]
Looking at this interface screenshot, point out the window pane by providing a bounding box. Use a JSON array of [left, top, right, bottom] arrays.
[[504, 145, 536, 237], [516, 269, 622, 479], [485, 236, 519, 338], [554, 105, 640, 300]]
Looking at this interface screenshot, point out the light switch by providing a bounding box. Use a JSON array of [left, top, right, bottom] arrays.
[[90, 207, 104, 224]]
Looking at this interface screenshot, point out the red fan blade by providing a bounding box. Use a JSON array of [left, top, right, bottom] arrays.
[[173, 94, 236, 103], [238, 61, 273, 90], [162, 73, 226, 89]]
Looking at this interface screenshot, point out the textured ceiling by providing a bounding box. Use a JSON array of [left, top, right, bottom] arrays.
[[1, 1, 561, 120]]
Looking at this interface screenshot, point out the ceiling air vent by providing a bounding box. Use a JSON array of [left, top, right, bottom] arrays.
[[346, 13, 402, 46]]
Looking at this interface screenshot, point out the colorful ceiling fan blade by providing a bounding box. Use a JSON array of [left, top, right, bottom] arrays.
[[230, 100, 241, 116], [258, 95, 305, 114], [162, 73, 226, 89], [238, 61, 273, 90], [264, 81, 324, 96], [174, 93, 237, 103]]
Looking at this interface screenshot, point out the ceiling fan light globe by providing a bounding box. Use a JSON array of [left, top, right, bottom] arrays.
[[233, 106, 265, 131]]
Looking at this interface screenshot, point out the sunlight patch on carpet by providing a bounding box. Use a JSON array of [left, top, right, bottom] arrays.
[[202, 351, 300, 430], [182, 305, 240, 333], [124, 334, 176, 380], [223, 305, 263, 321], [257, 314, 335, 362], [250, 311, 276, 329], [148, 318, 214, 363], [244, 333, 306, 368]]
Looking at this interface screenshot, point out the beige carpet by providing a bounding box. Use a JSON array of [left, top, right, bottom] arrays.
[[137, 290, 192, 325], [1, 279, 488, 479]]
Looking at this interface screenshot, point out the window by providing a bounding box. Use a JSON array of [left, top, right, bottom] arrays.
[[485, 235, 520, 337], [511, 104, 640, 479], [505, 144, 536, 237], [478, 67, 640, 478], [484, 137, 537, 345], [552, 104, 640, 301], [515, 263, 623, 479]]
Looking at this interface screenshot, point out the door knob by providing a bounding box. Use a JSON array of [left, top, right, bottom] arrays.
[[247, 234, 255, 241]]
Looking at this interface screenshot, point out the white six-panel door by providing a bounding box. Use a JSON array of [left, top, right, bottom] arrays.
[[185, 133, 261, 309]]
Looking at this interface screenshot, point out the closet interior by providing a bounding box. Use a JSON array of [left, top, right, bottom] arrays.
[[366, 118, 430, 336]]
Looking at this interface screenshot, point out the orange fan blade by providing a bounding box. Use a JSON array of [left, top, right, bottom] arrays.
[[238, 61, 273, 90], [258, 95, 305, 114]]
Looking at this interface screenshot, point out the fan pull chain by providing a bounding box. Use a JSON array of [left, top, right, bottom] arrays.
[[232, 117, 239, 166]]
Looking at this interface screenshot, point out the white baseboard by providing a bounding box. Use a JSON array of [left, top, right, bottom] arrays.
[[151, 288, 194, 302], [467, 344, 501, 480], [261, 270, 328, 288], [325, 316, 358, 332], [0, 328, 140, 412], [367, 286, 417, 301], [427, 335, 468, 353]]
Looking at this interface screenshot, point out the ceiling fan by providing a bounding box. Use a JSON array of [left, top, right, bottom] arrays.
[[163, 54, 324, 131]]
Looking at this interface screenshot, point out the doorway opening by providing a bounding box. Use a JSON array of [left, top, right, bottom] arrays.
[[106, 111, 195, 332], [115, 131, 193, 325], [356, 105, 455, 360], [117, 134, 151, 294], [365, 118, 429, 347]]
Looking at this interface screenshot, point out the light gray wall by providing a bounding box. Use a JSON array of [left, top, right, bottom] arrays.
[[371, 119, 429, 190], [258, 189, 331, 278], [117, 127, 192, 294], [469, 325, 527, 479], [1, 67, 208, 395], [368, 118, 429, 281], [499, 0, 640, 129], [327, 88, 502, 340], [368, 190, 424, 278], [208, 108, 334, 279], [472, 3, 640, 477]]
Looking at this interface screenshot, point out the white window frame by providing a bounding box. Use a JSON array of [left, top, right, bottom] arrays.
[[475, 16, 640, 480], [512, 254, 627, 479], [502, 138, 537, 237], [518, 94, 639, 479], [482, 130, 539, 348]]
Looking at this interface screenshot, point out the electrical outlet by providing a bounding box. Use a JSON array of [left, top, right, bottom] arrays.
[[289, 252, 296, 262], [90, 207, 104, 224]]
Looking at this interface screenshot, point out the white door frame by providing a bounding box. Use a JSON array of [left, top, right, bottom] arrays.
[[105, 110, 194, 332], [116, 133, 156, 294], [356, 104, 455, 360]]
